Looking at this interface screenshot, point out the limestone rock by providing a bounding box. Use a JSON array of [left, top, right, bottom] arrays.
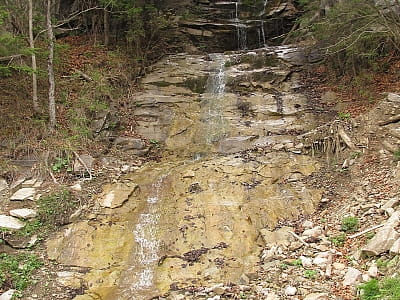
[[0, 290, 15, 300], [389, 238, 400, 255], [97, 182, 137, 208], [0, 215, 25, 230], [362, 226, 400, 256], [333, 262, 346, 270], [71, 183, 82, 192], [9, 208, 37, 219], [260, 226, 294, 247], [10, 187, 35, 201], [56, 271, 83, 288], [114, 137, 149, 156], [73, 154, 95, 173], [304, 293, 329, 300], [284, 285, 297, 296], [367, 265, 378, 278], [303, 226, 323, 238], [300, 256, 312, 268], [343, 267, 362, 286]]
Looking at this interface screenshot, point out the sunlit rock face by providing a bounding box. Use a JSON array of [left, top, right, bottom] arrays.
[[47, 47, 325, 300]]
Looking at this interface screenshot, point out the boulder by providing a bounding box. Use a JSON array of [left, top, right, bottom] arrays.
[[114, 137, 149, 156], [9, 208, 37, 219], [9, 187, 35, 201], [73, 154, 95, 173], [362, 225, 400, 256], [389, 238, 400, 255], [343, 268, 362, 286], [260, 226, 294, 247], [0, 215, 25, 230]]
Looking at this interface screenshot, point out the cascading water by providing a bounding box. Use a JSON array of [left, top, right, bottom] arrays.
[[118, 176, 166, 299], [261, 20, 266, 47], [201, 53, 228, 144], [234, 0, 247, 50]]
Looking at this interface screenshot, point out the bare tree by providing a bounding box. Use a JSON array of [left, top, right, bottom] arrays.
[[46, 0, 56, 130], [28, 0, 40, 114]]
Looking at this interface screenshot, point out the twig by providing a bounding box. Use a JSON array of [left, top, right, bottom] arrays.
[[349, 224, 384, 239], [73, 151, 93, 180], [48, 169, 58, 184]]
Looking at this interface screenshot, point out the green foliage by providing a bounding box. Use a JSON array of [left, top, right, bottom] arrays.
[[338, 112, 351, 120], [393, 150, 400, 162], [51, 156, 71, 172], [290, 259, 303, 267], [341, 216, 359, 233], [303, 269, 317, 279], [17, 220, 44, 238], [329, 233, 346, 247], [0, 253, 43, 293], [297, 0, 400, 76], [359, 277, 400, 300], [37, 188, 77, 226]]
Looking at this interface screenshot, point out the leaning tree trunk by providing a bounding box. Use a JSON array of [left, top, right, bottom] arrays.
[[29, 0, 40, 114], [46, 0, 56, 130]]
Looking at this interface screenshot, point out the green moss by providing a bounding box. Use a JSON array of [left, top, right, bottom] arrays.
[[341, 216, 359, 233], [359, 277, 400, 300]]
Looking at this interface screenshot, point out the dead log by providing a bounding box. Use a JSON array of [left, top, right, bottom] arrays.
[[71, 68, 93, 81]]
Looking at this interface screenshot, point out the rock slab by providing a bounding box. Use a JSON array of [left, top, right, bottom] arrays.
[[0, 215, 25, 230], [9, 188, 35, 200]]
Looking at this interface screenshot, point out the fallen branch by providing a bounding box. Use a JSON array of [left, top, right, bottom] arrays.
[[378, 114, 400, 126], [71, 68, 93, 82], [73, 151, 93, 180], [288, 231, 309, 247], [349, 224, 384, 239]]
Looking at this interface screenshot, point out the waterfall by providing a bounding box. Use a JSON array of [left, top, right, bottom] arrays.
[[120, 176, 166, 299], [201, 53, 228, 144], [261, 20, 266, 47], [234, 0, 247, 50]]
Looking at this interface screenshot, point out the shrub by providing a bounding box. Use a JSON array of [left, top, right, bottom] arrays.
[[359, 277, 400, 300], [37, 188, 77, 226], [341, 216, 359, 233]]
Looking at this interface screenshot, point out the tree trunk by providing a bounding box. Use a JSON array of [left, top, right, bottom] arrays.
[[29, 0, 40, 114], [104, 8, 109, 46], [46, 0, 56, 131]]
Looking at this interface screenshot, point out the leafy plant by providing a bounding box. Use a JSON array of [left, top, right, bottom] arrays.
[[341, 216, 359, 233], [329, 233, 346, 247], [393, 150, 400, 162], [0, 253, 42, 293], [338, 112, 351, 120], [51, 156, 71, 172], [304, 269, 317, 279], [290, 259, 303, 267]]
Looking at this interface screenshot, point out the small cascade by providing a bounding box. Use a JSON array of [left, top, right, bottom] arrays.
[[234, 0, 247, 50], [201, 53, 228, 144], [261, 0, 268, 15], [261, 20, 266, 47], [119, 176, 166, 299]]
